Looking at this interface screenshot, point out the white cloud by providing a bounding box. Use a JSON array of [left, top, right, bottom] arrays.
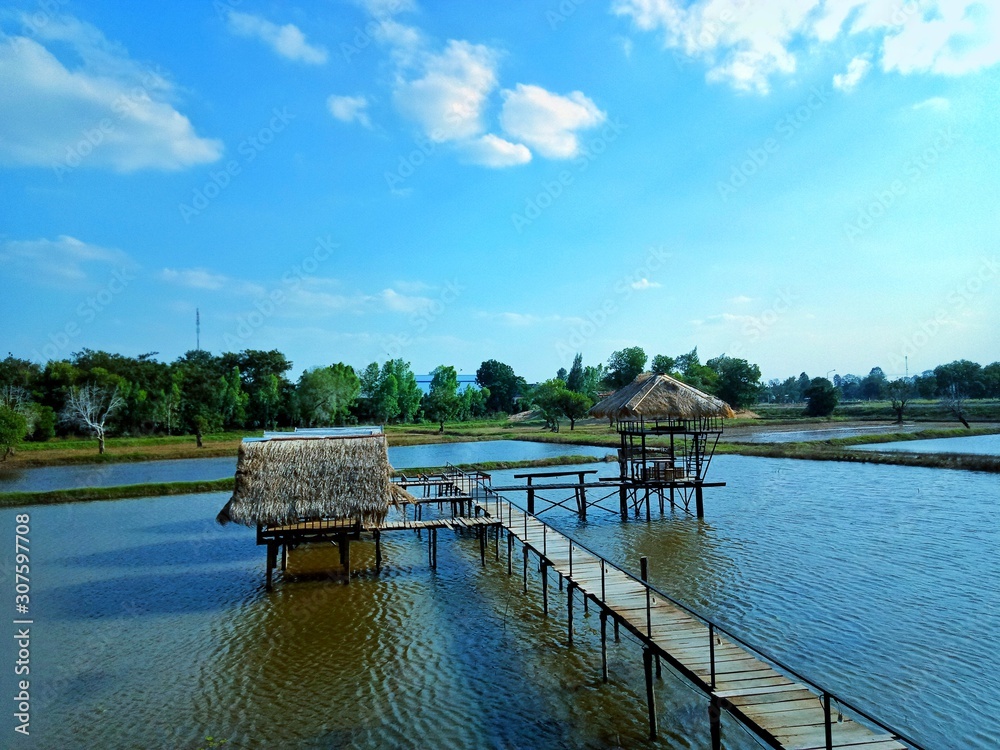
[[913, 96, 951, 111], [226, 11, 328, 65], [729, 295, 754, 304], [499, 84, 605, 159], [379, 288, 433, 313], [327, 95, 371, 127], [0, 236, 132, 286], [393, 40, 499, 142], [459, 134, 531, 167], [614, 0, 1000, 93], [833, 55, 872, 91], [630, 278, 662, 290], [0, 19, 222, 171]]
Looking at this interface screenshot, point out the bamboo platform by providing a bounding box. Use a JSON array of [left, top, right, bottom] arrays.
[[468, 478, 922, 750]]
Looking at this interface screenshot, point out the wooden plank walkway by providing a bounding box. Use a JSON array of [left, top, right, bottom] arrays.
[[473, 487, 917, 750]]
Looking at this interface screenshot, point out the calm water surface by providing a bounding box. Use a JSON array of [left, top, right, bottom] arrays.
[[0, 440, 612, 493], [0, 450, 996, 749], [853, 433, 1000, 456]]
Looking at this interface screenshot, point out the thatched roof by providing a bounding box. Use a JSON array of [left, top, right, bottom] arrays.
[[588, 372, 736, 420], [216, 432, 409, 527]]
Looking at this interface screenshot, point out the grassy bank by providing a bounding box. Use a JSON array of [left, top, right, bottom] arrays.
[[0, 454, 614, 509]]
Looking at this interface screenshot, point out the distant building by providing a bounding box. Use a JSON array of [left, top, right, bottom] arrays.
[[414, 373, 479, 395]]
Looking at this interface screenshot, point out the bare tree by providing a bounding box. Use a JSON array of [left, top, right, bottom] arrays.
[[886, 379, 913, 425], [61, 385, 125, 454], [943, 384, 971, 429], [0, 386, 37, 434]]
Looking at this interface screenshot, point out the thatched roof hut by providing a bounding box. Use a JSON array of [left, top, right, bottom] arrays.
[[589, 372, 736, 421], [216, 429, 409, 527]]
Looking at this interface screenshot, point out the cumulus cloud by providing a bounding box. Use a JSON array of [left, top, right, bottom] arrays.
[[0, 236, 132, 286], [630, 278, 662, 290], [614, 0, 1000, 93], [499, 84, 605, 158], [459, 134, 531, 167], [0, 17, 222, 171], [226, 11, 328, 65], [327, 95, 371, 127], [833, 55, 871, 91], [379, 288, 434, 313], [393, 40, 499, 142]]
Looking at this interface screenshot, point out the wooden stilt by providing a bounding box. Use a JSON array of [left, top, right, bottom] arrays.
[[495, 526, 499, 560], [696, 484, 705, 518], [479, 526, 486, 567], [709, 696, 722, 750], [432, 527, 438, 569], [619, 484, 628, 520], [644, 647, 657, 740], [541, 561, 549, 616], [645, 488, 651, 522], [343, 538, 351, 583], [507, 532, 513, 576], [669, 485, 675, 509], [600, 611, 608, 683], [614, 617, 620, 642], [265, 543, 275, 591], [655, 653, 662, 679], [280, 544, 287, 571], [374, 529, 382, 571], [567, 583, 575, 646], [522, 544, 529, 594]]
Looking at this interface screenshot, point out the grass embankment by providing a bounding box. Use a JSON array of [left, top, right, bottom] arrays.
[[0, 454, 613, 509]]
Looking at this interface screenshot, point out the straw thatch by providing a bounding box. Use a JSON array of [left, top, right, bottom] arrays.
[[588, 372, 736, 421], [216, 434, 410, 527]]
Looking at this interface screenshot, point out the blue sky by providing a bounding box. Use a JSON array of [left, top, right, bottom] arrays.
[[1, 0, 997, 383]]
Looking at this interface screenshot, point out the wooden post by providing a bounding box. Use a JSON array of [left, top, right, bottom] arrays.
[[567, 583, 574, 645], [479, 525, 486, 567], [643, 647, 657, 740], [709, 696, 722, 750], [619, 484, 628, 520], [523, 544, 529, 594], [696, 484, 705, 518], [507, 531, 513, 576], [280, 544, 287, 571], [265, 543, 276, 592], [614, 617, 620, 642], [541, 561, 549, 616], [374, 530, 382, 571], [600, 610, 608, 683], [527, 477, 535, 515], [495, 526, 500, 560], [645, 488, 651, 522], [432, 527, 438, 569], [343, 538, 351, 583]]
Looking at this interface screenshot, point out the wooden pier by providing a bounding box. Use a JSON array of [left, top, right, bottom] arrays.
[[461, 470, 924, 750]]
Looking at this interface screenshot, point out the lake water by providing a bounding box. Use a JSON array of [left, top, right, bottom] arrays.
[[0, 449, 996, 749], [0, 441, 613, 494], [853, 433, 1000, 457], [735, 424, 929, 443]]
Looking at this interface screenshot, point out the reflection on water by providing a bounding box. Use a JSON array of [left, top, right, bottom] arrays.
[[0, 455, 996, 748], [853, 433, 1000, 456], [0, 440, 612, 493]]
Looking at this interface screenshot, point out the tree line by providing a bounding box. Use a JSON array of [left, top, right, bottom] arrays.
[[0, 345, 765, 452]]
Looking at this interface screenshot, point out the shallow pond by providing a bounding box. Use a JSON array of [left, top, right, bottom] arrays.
[[853, 433, 1000, 457], [0, 440, 613, 494], [0, 452, 996, 749]]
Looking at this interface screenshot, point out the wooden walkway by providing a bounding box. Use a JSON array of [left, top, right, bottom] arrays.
[[469, 479, 922, 750]]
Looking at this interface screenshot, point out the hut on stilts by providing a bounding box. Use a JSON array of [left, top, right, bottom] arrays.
[[216, 427, 412, 589], [588, 372, 735, 518]]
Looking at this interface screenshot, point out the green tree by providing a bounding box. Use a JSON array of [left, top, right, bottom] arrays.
[[606, 346, 647, 389], [566, 353, 584, 392], [650, 354, 676, 375], [0, 405, 28, 459], [297, 363, 360, 426], [373, 373, 399, 424], [934, 360, 985, 399], [383, 359, 421, 423], [529, 379, 567, 432], [556, 389, 593, 430], [254, 374, 282, 430], [860, 367, 888, 400], [476, 359, 521, 413], [458, 385, 490, 421], [983, 362, 1000, 398], [804, 377, 838, 417], [218, 366, 249, 429], [424, 365, 460, 432], [675, 348, 718, 392], [580, 364, 606, 401], [706, 355, 762, 410]]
